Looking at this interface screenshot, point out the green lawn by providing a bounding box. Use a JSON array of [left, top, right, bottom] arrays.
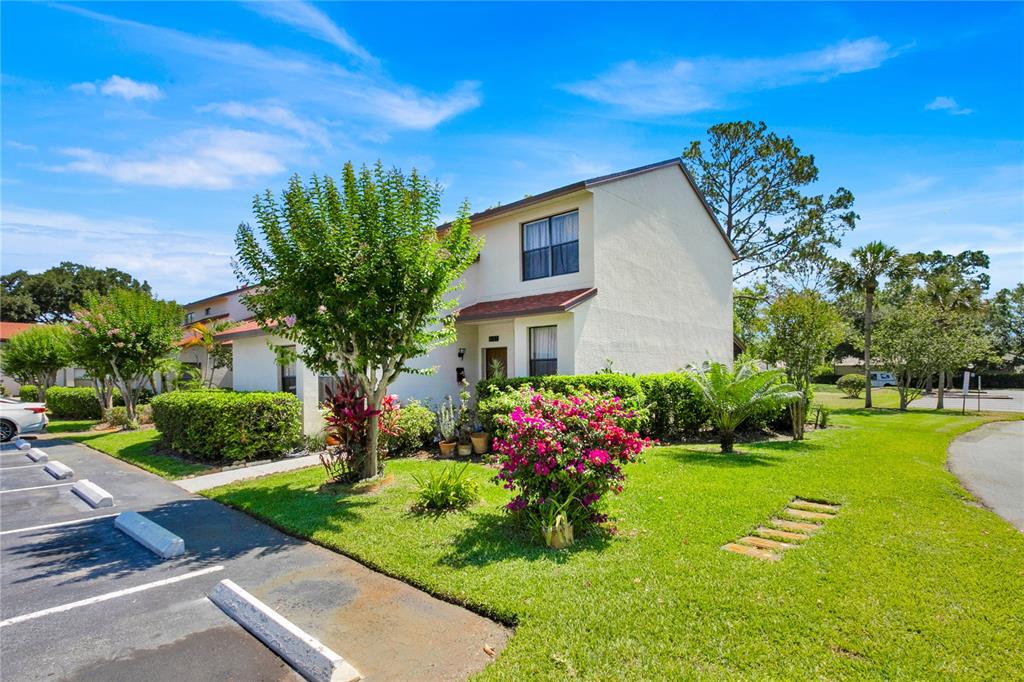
[[44, 419, 102, 434], [205, 407, 1024, 679], [812, 383, 904, 410], [60, 429, 210, 479]]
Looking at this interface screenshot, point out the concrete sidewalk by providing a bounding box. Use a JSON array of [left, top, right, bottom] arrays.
[[948, 421, 1024, 531], [176, 454, 320, 493], [1, 439, 509, 680]]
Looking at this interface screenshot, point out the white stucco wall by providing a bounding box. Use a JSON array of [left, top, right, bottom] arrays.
[[577, 164, 733, 373]]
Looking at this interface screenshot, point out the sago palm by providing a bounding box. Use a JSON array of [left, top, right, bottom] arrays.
[[830, 241, 902, 408], [688, 361, 801, 453]]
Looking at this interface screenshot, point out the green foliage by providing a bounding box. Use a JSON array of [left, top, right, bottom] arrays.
[[765, 290, 846, 393], [988, 283, 1024, 368], [151, 390, 302, 461], [103, 406, 136, 429], [733, 284, 768, 356], [392, 399, 435, 453], [687, 360, 801, 453], [683, 120, 856, 282], [412, 461, 479, 513], [477, 386, 534, 440], [46, 386, 103, 419], [478, 373, 645, 402], [0, 325, 74, 400], [1, 262, 150, 323], [436, 395, 459, 442], [180, 320, 236, 387], [235, 162, 482, 479], [636, 373, 709, 440], [71, 289, 182, 420], [19, 384, 39, 402], [837, 373, 866, 398]]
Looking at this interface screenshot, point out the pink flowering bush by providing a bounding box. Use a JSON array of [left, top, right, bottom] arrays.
[[493, 389, 651, 540]]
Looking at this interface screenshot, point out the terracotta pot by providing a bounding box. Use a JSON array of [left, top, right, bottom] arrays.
[[439, 440, 457, 457], [542, 521, 574, 549], [457, 442, 473, 457], [470, 432, 489, 454]]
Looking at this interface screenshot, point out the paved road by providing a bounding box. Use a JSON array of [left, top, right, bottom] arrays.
[[1, 438, 509, 681], [913, 388, 1024, 412], [948, 421, 1024, 531]]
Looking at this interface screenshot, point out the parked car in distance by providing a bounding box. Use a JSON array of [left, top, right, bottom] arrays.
[[870, 371, 898, 388], [0, 397, 48, 442]]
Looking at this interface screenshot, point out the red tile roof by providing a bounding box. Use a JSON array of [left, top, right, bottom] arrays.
[[0, 322, 38, 341], [457, 288, 597, 322], [213, 319, 273, 338]]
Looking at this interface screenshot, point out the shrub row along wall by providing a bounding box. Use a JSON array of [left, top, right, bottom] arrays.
[[151, 390, 302, 461], [478, 372, 780, 441], [46, 386, 104, 419]]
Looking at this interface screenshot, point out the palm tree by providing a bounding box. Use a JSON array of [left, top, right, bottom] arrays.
[[688, 361, 801, 453], [180, 320, 236, 387], [831, 242, 901, 408]]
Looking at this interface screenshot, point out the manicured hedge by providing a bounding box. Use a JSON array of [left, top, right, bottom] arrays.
[[391, 399, 436, 454], [637, 373, 709, 440], [477, 374, 645, 402], [151, 390, 302, 461], [19, 385, 39, 402], [46, 386, 103, 419]]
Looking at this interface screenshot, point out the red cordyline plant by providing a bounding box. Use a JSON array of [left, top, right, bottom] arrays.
[[321, 374, 400, 482], [493, 389, 651, 546]]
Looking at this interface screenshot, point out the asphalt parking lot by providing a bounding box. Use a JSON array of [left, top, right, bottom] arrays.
[[0, 438, 509, 681]]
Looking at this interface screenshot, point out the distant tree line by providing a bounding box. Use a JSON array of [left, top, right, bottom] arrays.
[[1, 262, 150, 322]]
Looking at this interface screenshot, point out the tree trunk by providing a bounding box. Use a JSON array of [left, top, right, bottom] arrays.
[[109, 362, 136, 423], [936, 370, 945, 410], [863, 288, 874, 409], [899, 371, 909, 410], [360, 388, 386, 480], [720, 430, 735, 453], [789, 401, 805, 441]]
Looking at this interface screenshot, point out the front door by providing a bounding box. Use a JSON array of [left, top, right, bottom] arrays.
[[484, 347, 508, 379]]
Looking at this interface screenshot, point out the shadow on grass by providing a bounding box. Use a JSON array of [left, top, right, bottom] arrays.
[[439, 510, 612, 569], [665, 449, 785, 467], [213, 479, 377, 531]]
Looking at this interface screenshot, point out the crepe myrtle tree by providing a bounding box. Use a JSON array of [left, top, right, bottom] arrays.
[[71, 289, 182, 424], [235, 162, 482, 480], [0, 324, 73, 402]]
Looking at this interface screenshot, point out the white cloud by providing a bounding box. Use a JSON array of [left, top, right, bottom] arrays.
[[1, 206, 236, 302], [566, 37, 897, 116], [56, 4, 479, 132], [6, 140, 37, 151], [70, 75, 163, 101], [198, 101, 329, 146], [244, 1, 375, 64], [925, 96, 973, 115], [49, 128, 298, 190]]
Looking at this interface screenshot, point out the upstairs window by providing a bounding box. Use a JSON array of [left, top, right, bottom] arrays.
[[529, 325, 558, 376], [522, 210, 579, 281]]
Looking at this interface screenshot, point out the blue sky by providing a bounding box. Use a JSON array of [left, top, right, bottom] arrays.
[[2, 1, 1022, 303]]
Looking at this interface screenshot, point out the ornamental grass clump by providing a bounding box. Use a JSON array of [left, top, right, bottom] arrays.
[[492, 389, 651, 547]]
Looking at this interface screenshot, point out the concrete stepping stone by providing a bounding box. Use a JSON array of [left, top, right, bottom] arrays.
[[722, 542, 779, 561], [770, 518, 820, 533], [790, 499, 840, 514], [754, 526, 808, 542], [783, 507, 833, 521], [737, 535, 794, 551]]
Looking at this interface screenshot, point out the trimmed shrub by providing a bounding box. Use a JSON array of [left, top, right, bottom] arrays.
[[151, 391, 302, 461], [47, 386, 102, 419], [19, 385, 39, 402], [637, 373, 708, 440], [477, 373, 645, 403], [391, 399, 435, 454], [104, 406, 135, 429], [811, 372, 841, 385], [837, 373, 866, 398]]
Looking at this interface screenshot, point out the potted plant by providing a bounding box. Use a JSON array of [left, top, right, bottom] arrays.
[[542, 512, 574, 550], [437, 396, 458, 457], [470, 428, 489, 455]]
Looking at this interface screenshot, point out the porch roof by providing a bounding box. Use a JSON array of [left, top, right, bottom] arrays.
[[456, 288, 597, 322]]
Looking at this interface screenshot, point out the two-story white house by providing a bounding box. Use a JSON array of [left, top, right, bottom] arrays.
[[176, 286, 255, 389], [215, 158, 735, 434]]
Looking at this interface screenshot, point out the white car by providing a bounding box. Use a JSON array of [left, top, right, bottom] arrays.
[[0, 397, 49, 442], [869, 371, 898, 388]]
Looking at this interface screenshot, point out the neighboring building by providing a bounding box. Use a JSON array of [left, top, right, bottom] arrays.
[[217, 158, 736, 434], [177, 287, 254, 389], [0, 321, 83, 395]]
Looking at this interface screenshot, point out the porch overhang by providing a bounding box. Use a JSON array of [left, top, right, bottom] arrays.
[[456, 288, 597, 323]]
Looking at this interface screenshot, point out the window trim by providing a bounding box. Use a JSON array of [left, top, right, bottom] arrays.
[[521, 209, 580, 282], [528, 325, 558, 377]]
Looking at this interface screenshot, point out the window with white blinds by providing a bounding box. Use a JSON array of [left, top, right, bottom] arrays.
[[522, 210, 579, 280]]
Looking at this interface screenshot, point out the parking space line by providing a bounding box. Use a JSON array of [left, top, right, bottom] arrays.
[[0, 565, 225, 628], [1, 463, 46, 470], [0, 513, 120, 536], [0, 482, 75, 494]]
